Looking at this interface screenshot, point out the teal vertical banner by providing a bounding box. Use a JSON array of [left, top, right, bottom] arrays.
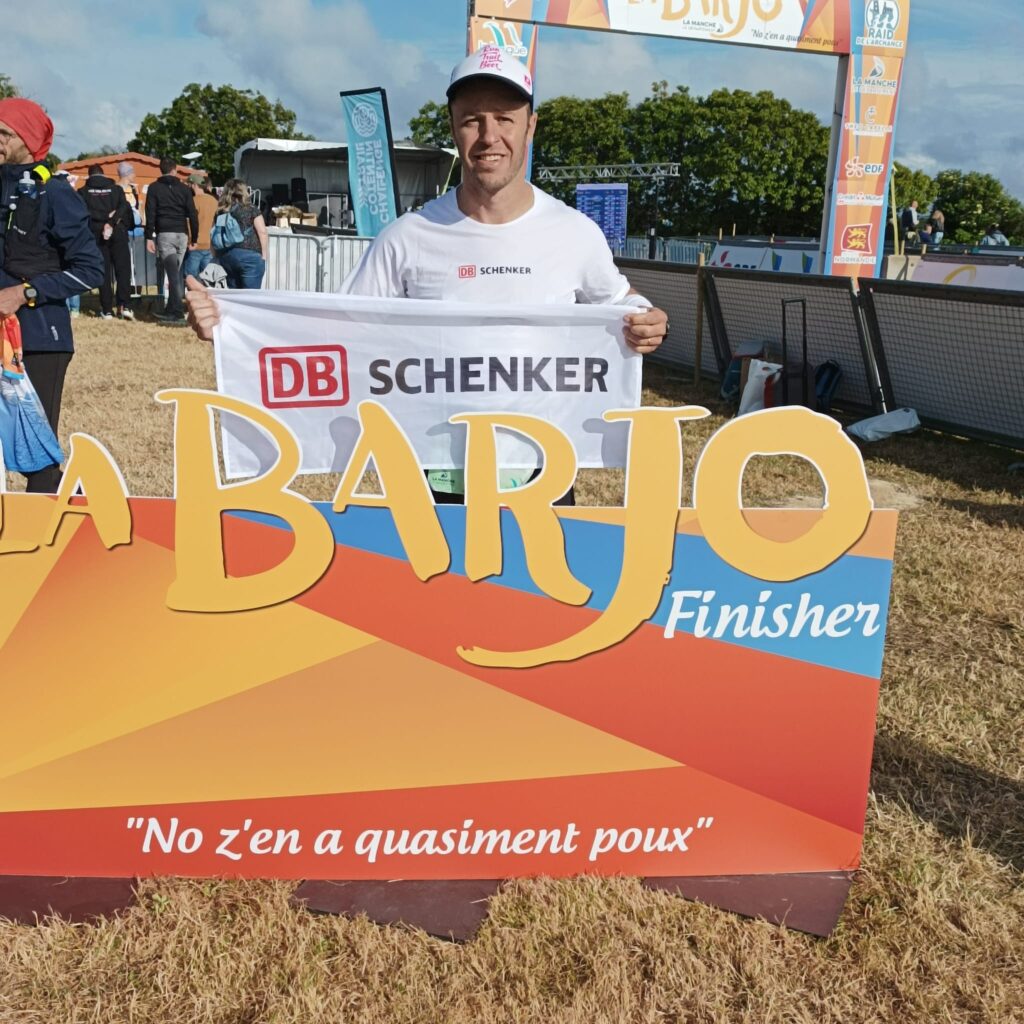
[[340, 88, 401, 237]]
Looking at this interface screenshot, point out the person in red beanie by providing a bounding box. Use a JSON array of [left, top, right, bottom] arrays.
[[0, 97, 103, 492]]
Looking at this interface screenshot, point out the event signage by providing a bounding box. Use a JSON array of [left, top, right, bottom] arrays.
[[339, 88, 401, 237], [0, 380, 896, 936], [473, 0, 912, 280], [213, 292, 642, 477], [576, 184, 629, 253], [475, 0, 865, 55]]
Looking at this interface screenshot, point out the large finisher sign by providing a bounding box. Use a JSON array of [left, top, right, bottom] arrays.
[[0, 386, 897, 934], [214, 291, 642, 478]]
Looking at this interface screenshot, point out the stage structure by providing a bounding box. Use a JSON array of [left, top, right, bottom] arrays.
[[469, 0, 911, 279]]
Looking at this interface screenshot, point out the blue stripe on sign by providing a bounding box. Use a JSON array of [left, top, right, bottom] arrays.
[[228, 505, 892, 678]]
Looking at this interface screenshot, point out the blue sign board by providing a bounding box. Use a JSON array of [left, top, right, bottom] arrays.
[[576, 184, 628, 253]]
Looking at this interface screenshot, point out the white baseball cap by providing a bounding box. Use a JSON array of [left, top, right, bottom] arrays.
[[447, 46, 534, 104]]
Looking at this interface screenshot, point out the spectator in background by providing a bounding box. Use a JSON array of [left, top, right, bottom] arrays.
[[118, 161, 144, 296], [900, 199, 919, 244], [182, 173, 218, 283], [0, 97, 104, 492], [930, 208, 945, 246], [918, 221, 934, 246], [214, 178, 268, 289], [145, 157, 198, 322], [980, 223, 1010, 246], [80, 163, 135, 319]]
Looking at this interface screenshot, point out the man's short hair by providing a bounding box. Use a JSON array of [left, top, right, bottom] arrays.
[[159, 157, 177, 174], [88, 163, 103, 176]]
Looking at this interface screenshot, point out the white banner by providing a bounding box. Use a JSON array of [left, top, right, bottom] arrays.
[[213, 291, 643, 478], [911, 262, 1024, 292]]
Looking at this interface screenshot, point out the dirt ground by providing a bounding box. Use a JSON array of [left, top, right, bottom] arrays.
[[0, 314, 1021, 1023]]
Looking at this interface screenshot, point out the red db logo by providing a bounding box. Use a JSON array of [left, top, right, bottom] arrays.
[[458, 264, 477, 279], [259, 345, 349, 408]]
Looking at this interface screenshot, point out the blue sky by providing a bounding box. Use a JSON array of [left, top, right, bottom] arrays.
[[9, 0, 1023, 199]]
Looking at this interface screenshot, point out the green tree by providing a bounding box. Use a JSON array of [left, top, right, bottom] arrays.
[[0, 73, 17, 99], [891, 162, 935, 213], [409, 101, 453, 149], [129, 83, 310, 184], [623, 82, 702, 234], [932, 169, 1024, 245], [687, 89, 829, 237]]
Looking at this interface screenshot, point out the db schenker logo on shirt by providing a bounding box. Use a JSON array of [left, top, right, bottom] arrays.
[[259, 345, 349, 408], [458, 264, 533, 279]]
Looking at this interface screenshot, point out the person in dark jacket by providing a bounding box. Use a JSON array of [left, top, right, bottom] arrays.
[[0, 97, 104, 492], [80, 163, 135, 319], [145, 157, 198, 322]]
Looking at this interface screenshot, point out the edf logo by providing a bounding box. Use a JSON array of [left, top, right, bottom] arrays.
[[259, 345, 349, 408]]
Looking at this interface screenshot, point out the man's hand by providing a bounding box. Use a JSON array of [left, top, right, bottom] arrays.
[[624, 306, 668, 355], [185, 275, 220, 342], [0, 285, 27, 318], [146, 239, 156, 255]]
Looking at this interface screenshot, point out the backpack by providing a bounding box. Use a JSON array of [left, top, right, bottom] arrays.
[[814, 360, 844, 414], [211, 207, 248, 250], [4, 172, 62, 279]]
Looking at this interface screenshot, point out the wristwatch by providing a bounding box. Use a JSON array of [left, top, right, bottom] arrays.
[[22, 283, 39, 308]]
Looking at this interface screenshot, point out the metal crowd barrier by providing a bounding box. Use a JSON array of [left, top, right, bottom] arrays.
[[860, 279, 1024, 448], [264, 232, 371, 293]]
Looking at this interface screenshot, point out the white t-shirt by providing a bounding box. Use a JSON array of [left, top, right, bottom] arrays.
[[341, 185, 634, 493], [342, 185, 632, 305]]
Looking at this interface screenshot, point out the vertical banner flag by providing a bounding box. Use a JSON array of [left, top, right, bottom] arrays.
[[340, 88, 402, 237], [472, 0, 911, 279], [576, 184, 629, 253], [469, 15, 540, 178], [825, 1, 910, 278]]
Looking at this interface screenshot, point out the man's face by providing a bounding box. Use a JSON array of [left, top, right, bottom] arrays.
[[449, 82, 536, 197], [0, 121, 32, 165]]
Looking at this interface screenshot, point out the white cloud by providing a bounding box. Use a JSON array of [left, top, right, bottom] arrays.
[[195, 0, 447, 141]]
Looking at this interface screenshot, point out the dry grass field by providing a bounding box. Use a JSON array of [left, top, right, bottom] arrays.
[[0, 314, 1022, 1023]]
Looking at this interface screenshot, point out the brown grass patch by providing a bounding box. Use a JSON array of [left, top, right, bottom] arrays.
[[1, 322, 1022, 1022]]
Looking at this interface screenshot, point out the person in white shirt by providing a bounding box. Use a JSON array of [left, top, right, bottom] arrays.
[[186, 47, 668, 502]]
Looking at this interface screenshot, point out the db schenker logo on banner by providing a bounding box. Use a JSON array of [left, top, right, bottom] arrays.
[[259, 345, 350, 408]]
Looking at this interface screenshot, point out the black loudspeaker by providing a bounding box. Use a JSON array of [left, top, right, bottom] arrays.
[[290, 177, 308, 204], [270, 183, 289, 205]]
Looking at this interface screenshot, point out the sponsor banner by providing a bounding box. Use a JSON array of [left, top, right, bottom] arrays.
[[474, 0, 862, 55], [213, 291, 642, 477], [0, 402, 898, 886], [709, 245, 820, 274], [826, 44, 908, 278], [340, 89, 400, 238]]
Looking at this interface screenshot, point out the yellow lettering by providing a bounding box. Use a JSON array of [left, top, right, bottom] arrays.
[[157, 389, 334, 612], [693, 408, 872, 580], [451, 412, 588, 607], [459, 407, 709, 668], [662, 0, 692, 19], [42, 434, 132, 548], [332, 401, 449, 581]]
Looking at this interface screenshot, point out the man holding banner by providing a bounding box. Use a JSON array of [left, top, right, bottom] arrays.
[[186, 47, 668, 503]]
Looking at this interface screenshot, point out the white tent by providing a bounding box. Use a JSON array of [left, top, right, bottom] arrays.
[[234, 138, 458, 222]]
